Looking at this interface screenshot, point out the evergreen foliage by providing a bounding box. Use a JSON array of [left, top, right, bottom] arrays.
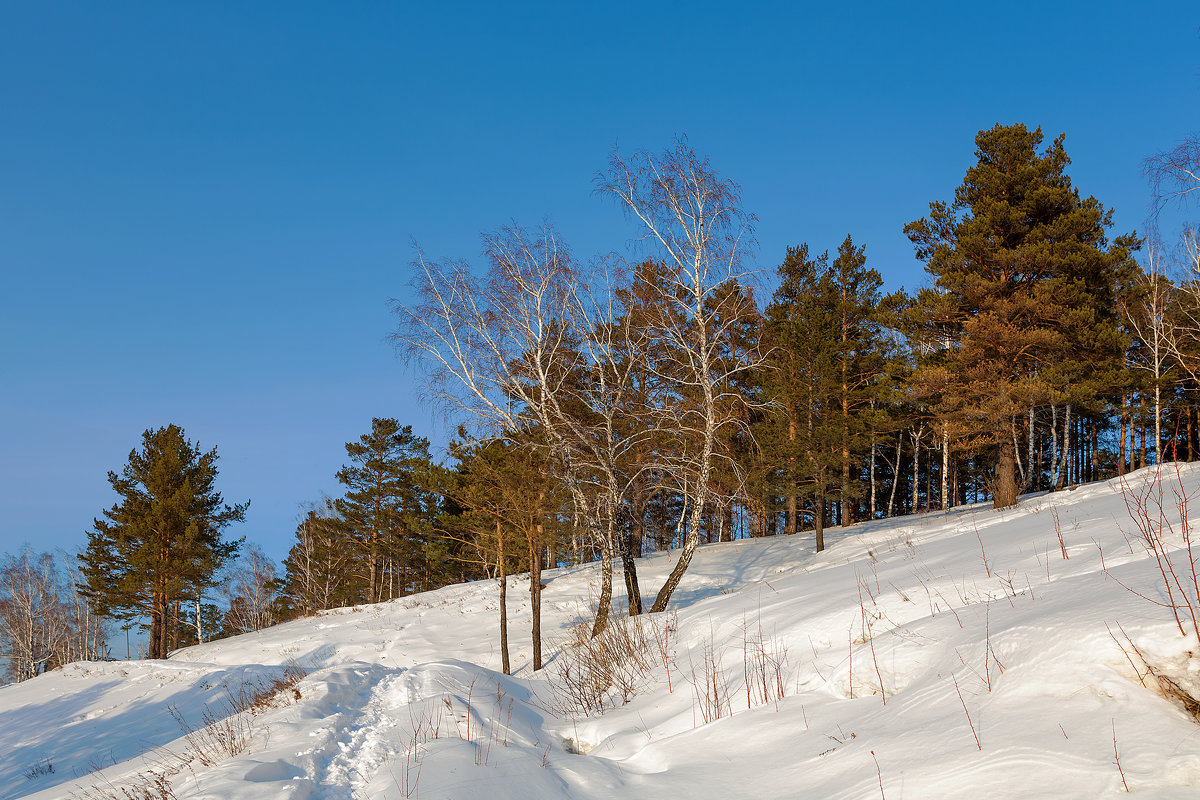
[[905, 123, 1137, 507], [79, 424, 246, 659], [333, 418, 446, 603]]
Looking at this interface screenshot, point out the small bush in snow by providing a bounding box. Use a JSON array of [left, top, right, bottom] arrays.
[[551, 612, 676, 716]]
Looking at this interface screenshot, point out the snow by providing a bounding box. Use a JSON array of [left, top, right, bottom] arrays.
[[7, 465, 1200, 799]]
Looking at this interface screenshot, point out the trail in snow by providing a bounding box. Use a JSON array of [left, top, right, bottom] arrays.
[[8, 466, 1200, 798]]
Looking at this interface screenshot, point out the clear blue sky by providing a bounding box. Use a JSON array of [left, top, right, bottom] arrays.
[[1, 2, 1197, 566]]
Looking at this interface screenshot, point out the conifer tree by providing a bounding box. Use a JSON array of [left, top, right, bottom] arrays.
[[828, 235, 902, 523], [762, 244, 841, 550], [448, 438, 564, 671], [335, 419, 440, 603], [905, 124, 1136, 508], [80, 425, 246, 659]]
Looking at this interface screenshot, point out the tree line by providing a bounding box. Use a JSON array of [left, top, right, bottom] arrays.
[[5, 122, 1200, 682]]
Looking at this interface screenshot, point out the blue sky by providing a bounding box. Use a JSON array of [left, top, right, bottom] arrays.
[[1, 2, 1197, 566]]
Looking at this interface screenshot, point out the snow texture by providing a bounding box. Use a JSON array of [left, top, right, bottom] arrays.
[[7, 465, 1200, 799]]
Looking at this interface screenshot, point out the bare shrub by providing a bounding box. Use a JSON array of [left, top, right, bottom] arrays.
[[742, 614, 788, 710], [170, 661, 307, 766], [688, 615, 790, 725], [74, 660, 310, 799], [71, 770, 178, 800], [392, 699, 450, 798], [1109, 624, 1200, 723], [1111, 466, 1200, 639], [551, 612, 676, 715], [169, 702, 252, 767], [229, 660, 307, 715], [690, 629, 730, 724]]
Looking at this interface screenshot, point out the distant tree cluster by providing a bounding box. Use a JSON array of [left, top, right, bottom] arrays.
[[0, 549, 108, 682], [278, 419, 461, 616]]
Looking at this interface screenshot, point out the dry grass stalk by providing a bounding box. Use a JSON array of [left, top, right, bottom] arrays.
[[951, 671, 981, 750], [551, 612, 676, 716], [1108, 624, 1200, 723], [71, 771, 178, 800], [71, 662, 308, 800], [1113, 719, 1130, 792], [1112, 466, 1200, 639]]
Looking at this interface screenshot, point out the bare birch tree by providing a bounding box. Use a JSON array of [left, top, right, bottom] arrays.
[[0, 549, 109, 682], [223, 546, 279, 635], [1145, 135, 1200, 216], [1122, 243, 1175, 464], [596, 137, 762, 613], [396, 223, 621, 646]]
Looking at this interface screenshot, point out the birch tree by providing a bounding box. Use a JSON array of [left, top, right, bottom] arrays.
[[1122, 243, 1175, 465], [597, 137, 763, 611], [0, 549, 109, 682], [223, 546, 280, 635]]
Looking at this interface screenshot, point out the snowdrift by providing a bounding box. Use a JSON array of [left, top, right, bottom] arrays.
[[7, 465, 1200, 799]]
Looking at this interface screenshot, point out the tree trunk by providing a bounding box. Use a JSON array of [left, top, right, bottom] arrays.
[[497, 519, 510, 675], [886, 432, 902, 518], [1119, 394, 1127, 475], [994, 429, 1019, 509], [813, 486, 825, 552], [869, 426, 877, 519], [1155, 383, 1162, 465], [911, 427, 922, 513], [149, 592, 162, 660], [786, 406, 797, 535], [1013, 419, 1026, 490], [942, 423, 951, 511], [530, 528, 543, 670], [1139, 394, 1147, 470], [1049, 404, 1060, 487], [651, 481, 708, 614], [1056, 404, 1071, 490], [592, 517, 614, 635], [1026, 406, 1036, 492], [1190, 405, 1196, 462], [619, 512, 643, 616]]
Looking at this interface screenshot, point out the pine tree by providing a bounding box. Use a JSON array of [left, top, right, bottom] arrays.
[[334, 418, 441, 603], [905, 124, 1136, 508], [762, 244, 842, 550], [827, 235, 902, 523], [448, 438, 565, 672], [80, 425, 246, 659]]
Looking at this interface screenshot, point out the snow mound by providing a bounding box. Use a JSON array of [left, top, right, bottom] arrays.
[[7, 465, 1200, 799]]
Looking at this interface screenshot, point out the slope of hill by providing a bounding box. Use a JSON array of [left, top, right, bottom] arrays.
[[6, 466, 1200, 799]]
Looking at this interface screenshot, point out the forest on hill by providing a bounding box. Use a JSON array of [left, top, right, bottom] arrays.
[[4, 122, 1200, 682]]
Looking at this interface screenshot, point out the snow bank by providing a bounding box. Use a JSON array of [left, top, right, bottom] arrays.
[[7, 465, 1200, 799]]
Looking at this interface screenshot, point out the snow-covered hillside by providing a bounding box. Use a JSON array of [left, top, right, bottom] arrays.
[[7, 466, 1200, 799]]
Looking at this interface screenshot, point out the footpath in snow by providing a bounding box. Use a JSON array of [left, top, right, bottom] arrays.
[[6, 465, 1200, 799]]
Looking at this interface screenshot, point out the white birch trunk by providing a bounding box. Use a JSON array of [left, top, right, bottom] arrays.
[[941, 423, 950, 511]]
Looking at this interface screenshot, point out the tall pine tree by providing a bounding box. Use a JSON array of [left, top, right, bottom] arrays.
[[80, 425, 246, 659], [335, 418, 442, 603], [905, 124, 1135, 508], [762, 244, 841, 550]]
